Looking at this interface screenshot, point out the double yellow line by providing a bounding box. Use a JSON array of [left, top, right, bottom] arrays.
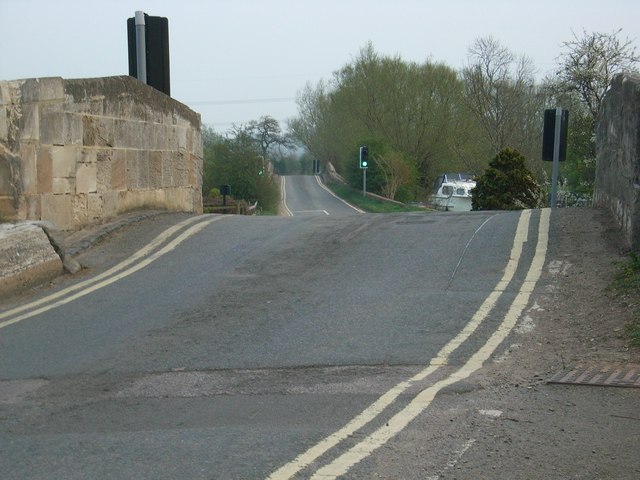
[[268, 208, 550, 479], [0, 215, 225, 331]]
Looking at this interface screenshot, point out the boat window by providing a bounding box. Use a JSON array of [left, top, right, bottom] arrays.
[[442, 186, 453, 196], [456, 188, 466, 195]]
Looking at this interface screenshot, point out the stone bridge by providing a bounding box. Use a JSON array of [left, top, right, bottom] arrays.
[[0, 75, 202, 230]]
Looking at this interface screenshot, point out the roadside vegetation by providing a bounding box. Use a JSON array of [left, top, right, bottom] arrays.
[[324, 182, 427, 213], [472, 148, 542, 210], [202, 29, 638, 211], [610, 252, 640, 346], [202, 118, 285, 215]]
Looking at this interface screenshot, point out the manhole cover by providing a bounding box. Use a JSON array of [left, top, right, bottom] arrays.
[[547, 363, 640, 388]]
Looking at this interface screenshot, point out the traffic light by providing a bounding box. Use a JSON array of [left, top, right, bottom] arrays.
[[359, 146, 369, 169]]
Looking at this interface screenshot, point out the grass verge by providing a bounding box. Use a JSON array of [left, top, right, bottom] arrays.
[[610, 252, 640, 346], [325, 182, 429, 214]]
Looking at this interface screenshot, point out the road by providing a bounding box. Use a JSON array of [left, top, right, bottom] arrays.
[[280, 175, 362, 216], [0, 175, 550, 479]]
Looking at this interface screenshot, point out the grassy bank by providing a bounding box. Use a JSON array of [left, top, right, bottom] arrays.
[[325, 182, 429, 214], [610, 252, 640, 346]]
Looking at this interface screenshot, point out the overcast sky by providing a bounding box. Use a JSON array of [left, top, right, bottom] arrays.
[[1, 0, 638, 131]]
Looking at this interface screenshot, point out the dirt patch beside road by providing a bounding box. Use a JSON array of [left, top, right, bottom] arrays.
[[359, 207, 640, 479], [494, 207, 639, 381]]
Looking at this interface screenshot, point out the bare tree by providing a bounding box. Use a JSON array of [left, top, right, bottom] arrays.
[[462, 36, 537, 154], [245, 116, 292, 160], [555, 29, 639, 119]]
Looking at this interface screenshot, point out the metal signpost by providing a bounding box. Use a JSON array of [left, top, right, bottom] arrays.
[[542, 108, 569, 208]]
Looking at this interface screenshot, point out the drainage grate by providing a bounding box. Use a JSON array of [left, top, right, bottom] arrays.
[[547, 363, 640, 388]]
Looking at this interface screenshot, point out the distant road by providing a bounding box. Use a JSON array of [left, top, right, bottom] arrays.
[[281, 175, 362, 216]]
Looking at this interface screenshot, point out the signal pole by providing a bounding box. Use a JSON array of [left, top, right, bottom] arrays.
[[359, 145, 368, 197]]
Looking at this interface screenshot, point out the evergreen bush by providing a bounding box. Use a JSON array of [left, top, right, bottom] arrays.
[[472, 148, 541, 210]]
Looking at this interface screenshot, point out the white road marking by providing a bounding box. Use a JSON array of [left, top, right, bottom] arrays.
[[426, 439, 477, 480], [479, 409, 503, 418], [292, 210, 330, 215], [314, 175, 365, 213], [280, 177, 294, 217], [267, 209, 541, 479], [309, 209, 550, 479], [0, 215, 226, 330]]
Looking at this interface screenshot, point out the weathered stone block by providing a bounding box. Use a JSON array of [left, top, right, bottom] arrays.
[[63, 113, 83, 145], [87, 95, 106, 116], [0, 197, 17, 219], [125, 149, 138, 189], [0, 222, 63, 298], [189, 153, 202, 187], [102, 190, 118, 216], [39, 110, 64, 145], [111, 150, 126, 190], [38, 77, 64, 102], [0, 108, 8, 144], [595, 72, 640, 249], [82, 115, 114, 147], [37, 146, 53, 193], [40, 110, 83, 147], [20, 79, 41, 103], [51, 145, 78, 178], [20, 142, 37, 194], [40, 193, 73, 229], [76, 162, 97, 194], [177, 125, 187, 151], [72, 194, 88, 227], [161, 151, 175, 188], [149, 151, 163, 188], [137, 150, 150, 189], [24, 194, 41, 219], [19, 104, 39, 142], [87, 193, 104, 222], [52, 177, 74, 195]]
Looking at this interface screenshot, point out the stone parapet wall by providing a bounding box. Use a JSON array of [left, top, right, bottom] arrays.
[[0, 76, 202, 230], [595, 73, 640, 250]]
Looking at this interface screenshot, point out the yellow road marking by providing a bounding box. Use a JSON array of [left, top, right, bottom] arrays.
[[0, 215, 225, 330], [0, 215, 207, 322], [267, 209, 536, 479], [281, 177, 294, 217], [310, 208, 550, 479]]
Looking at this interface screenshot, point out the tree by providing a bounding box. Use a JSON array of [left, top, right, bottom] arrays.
[[245, 116, 293, 160], [289, 43, 463, 197], [374, 150, 416, 201], [202, 124, 279, 213], [462, 37, 540, 158], [555, 29, 640, 120], [472, 148, 541, 210]]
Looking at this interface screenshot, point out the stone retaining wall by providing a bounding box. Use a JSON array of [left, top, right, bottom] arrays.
[[595, 73, 640, 250], [0, 76, 202, 230]]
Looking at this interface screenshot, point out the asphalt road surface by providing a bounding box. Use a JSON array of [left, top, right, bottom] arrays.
[[0, 176, 551, 479]]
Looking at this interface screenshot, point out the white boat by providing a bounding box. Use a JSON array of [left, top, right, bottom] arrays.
[[430, 173, 476, 211]]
